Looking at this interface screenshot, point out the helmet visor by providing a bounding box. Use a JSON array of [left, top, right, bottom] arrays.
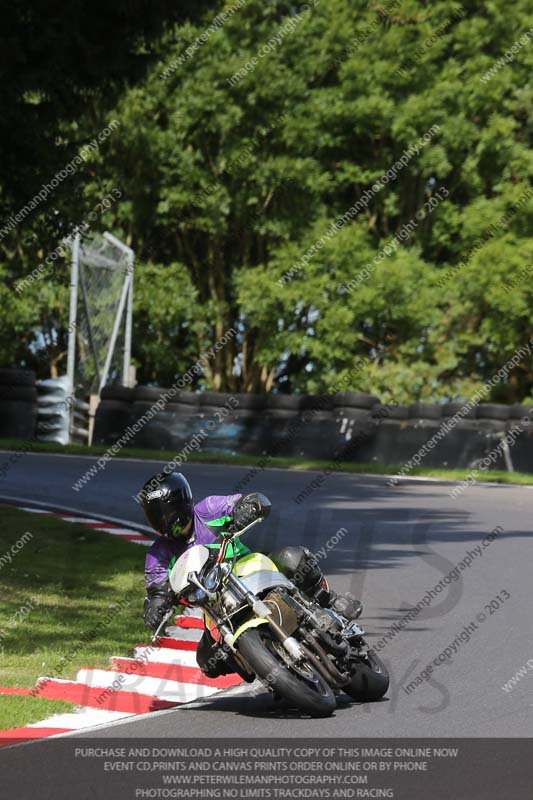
[[170, 516, 191, 538]]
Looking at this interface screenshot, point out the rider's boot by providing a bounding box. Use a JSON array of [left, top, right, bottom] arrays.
[[327, 590, 363, 621], [269, 546, 364, 621]]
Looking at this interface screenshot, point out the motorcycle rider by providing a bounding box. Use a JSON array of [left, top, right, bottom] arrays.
[[140, 471, 362, 678]]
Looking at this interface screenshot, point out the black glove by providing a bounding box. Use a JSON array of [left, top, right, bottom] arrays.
[[229, 492, 271, 532], [143, 580, 176, 631]]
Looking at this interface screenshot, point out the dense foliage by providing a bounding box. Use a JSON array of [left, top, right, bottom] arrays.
[[2, 0, 533, 402]]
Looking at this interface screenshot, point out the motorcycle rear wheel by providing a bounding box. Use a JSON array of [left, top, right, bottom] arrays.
[[237, 628, 336, 717]]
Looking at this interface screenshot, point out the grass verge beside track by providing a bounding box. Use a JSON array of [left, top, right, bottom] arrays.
[[0, 507, 146, 729], [1, 438, 533, 486]]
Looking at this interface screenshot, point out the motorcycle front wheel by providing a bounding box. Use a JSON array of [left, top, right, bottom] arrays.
[[345, 650, 389, 702], [237, 628, 336, 717]]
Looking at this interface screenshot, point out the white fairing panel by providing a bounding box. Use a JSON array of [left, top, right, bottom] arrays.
[[169, 545, 210, 594], [242, 570, 293, 595]]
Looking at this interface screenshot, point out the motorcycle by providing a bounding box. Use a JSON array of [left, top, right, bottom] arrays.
[[155, 518, 389, 717]]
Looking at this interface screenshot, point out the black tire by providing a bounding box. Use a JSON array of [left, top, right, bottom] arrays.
[[166, 402, 201, 416], [408, 402, 442, 420], [477, 404, 510, 421], [385, 404, 410, 420], [371, 404, 392, 420], [237, 628, 336, 717], [300, 394, 335, 411], [97, 399, 131, 412], [0, 401, 36, 438], [133, 385, 175, 403], [92, 400, 132, 444], [201, 391, 232, 407], [333, 392, 379, 410], [267, 394, 303, 411], [177, 391, 200, 407], [345, 651, 389, 702], [442, 402, 477, 419], [232, 408, 262, 419], [509, 404, 533, 421], [233, 393, 267, 410], [301, 409, 333, 422], [130, 400, 158, 415], [0, 386, 37, 402], [0, 368, 35, 386], [335, 406, 372, 420], [101, 385, 134, 402]]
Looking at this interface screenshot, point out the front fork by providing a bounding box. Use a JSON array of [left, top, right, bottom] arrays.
[[221, 568, 306, 662]]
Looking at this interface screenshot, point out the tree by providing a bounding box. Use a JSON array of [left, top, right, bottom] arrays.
[[0, 0, 217, 376], [3, 0, 533, 402]]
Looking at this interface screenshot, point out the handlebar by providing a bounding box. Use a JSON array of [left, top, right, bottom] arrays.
[[223, 516, 263, 540], [152, 517, 264, 641]]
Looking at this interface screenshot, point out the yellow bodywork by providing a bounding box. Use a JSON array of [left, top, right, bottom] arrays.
[[232, 616, 269, 642], [203, 552, 279, 643], [234, 552, 279, 577], [231, 553, 279, 642]]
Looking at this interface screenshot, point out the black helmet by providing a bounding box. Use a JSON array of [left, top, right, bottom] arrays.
[[140, 472, 194, 538]]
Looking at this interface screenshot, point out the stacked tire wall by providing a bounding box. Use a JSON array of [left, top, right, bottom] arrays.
[[93, 387, 533, 472], [36, 376, 70, 445], [0, 369, 37, 440]]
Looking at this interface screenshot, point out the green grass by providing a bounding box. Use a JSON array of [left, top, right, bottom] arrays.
[[2, 437, 533, 486], [0, 696, 74, 730], [0, 507, 147, 729]]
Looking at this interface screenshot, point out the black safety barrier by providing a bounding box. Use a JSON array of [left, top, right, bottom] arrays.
[[0, 368, 37, 440], [91, 388, 533, 472]]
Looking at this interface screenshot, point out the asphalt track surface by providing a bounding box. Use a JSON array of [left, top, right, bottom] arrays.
[[1, 450, 532, 738]]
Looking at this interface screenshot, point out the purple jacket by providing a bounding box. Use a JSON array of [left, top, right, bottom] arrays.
[[144, 494, 241, 587]]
